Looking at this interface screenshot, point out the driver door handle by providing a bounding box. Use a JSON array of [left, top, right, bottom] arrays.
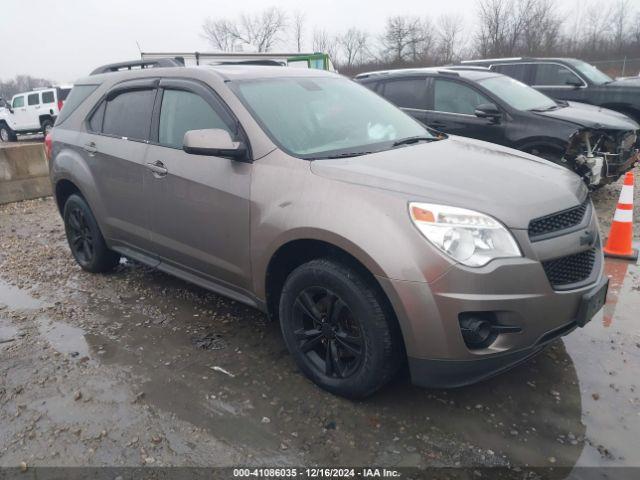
[[146, 160, 168, 177]]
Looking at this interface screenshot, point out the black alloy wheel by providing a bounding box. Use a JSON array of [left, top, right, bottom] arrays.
[[66, 206, 94, 266], [292, 286, 364, 379], [63, 194, 120, 273]]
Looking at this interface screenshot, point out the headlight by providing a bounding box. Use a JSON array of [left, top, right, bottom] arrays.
[[409, 202, 521, 267]]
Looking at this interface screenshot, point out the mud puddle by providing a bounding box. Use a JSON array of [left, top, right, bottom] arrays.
[[0, 278, 44, 310]]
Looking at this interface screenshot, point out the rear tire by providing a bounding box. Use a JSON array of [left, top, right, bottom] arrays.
[[279, 259, 402, 399], [63, 194, 120, 273], [41, 119, 53, 136], [0, 124, 16, 142]]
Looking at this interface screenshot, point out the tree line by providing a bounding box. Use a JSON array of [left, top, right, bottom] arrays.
[[202, 0, 640, 76], [0, 75, 52, 104]]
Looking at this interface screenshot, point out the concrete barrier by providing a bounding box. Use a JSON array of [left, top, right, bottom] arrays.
[[0, 143, 52, 205]]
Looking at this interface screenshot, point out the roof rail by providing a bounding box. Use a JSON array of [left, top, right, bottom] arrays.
[[460, 57, 523, 64], [435, 69, 461, 77], [90, 58, 184, 76], [444, 66, 491, 71]]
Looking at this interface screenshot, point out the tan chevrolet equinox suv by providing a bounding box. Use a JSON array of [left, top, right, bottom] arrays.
[[48, 59, 608, 398]]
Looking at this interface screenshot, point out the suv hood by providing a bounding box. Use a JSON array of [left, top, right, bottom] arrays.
[[310, 136, 587, 230], [608, 77, 640, 87], [533, 101, 639, 130]]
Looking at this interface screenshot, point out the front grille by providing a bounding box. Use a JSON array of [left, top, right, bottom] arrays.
[[528, 201, 588, 240], [542, 248, 596, 288]]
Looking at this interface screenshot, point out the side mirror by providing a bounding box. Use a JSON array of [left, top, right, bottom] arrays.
[[565, 78, 583, 88], [183, 129, 248, 160], [475, 103, 501, 121]]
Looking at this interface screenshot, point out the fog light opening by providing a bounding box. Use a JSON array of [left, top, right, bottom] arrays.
[[458, 312, 501, 350]]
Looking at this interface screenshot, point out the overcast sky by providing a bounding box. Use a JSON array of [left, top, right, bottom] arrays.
[[1, 0, 633, 83], [0, 0, 486, 83]]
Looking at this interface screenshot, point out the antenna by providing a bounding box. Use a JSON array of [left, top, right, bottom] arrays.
[[135, 41, 142, 56]]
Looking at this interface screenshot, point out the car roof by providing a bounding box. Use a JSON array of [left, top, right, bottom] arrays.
[[75, 63, 338, 86], [355, 67, 501, 82]]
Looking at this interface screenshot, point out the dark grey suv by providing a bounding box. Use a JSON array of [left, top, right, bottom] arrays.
[[48, 59, 608, 398]]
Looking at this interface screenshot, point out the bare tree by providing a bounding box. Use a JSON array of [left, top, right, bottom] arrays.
[[312, 29, 339, 60], [380, 16, 433, 63], [337, 28, 370, 67], [0, 75, 52, 102], [611, 0, 631, 53], [237, 7, 288, 52], [292, 11, 305, 52], [202, 18, 237, 51], [436, 14, 465, 64], [202, 7, 287, 53], [520, 0, 562, 56]]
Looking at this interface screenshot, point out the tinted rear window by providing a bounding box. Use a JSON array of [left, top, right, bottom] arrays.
[[56, 85, 98, 125], [28, 93, 40, 106], [42, 91, 55, 103], [382, 78, 427, 109], [103, 89, 155, 141], [491, 64, 528, 82]]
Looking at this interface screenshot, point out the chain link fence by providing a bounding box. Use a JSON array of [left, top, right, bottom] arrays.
[[590, 57, 640, 78]]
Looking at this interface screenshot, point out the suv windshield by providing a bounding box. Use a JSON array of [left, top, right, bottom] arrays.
[[479, 75, 559, 112], [233, 76, 434, 159], [568, 60, 613, 85]]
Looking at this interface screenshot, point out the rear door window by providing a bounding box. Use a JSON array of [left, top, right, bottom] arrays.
[[158, 89, 231, 149], [491, 64, 528, 82], [42, 91, 55, 103], [28, 93, 40, 106], [533, 63, 583, 86], [103, 89, 156, 141], [382, 78, 427, 109], [433, 79, 490, 115]]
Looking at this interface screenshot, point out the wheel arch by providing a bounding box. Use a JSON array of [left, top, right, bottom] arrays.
[[515, 136, 568, 158], [54, 178, 84, 215], [39, 114, 54, 128], [264, 237, 391, 321], [263, 237, 407, 363]]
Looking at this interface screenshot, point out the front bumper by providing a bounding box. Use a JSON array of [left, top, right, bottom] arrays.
[[377, 207, 606, 389], [406, 275, 607, 388], [604, 148, 639, 182]]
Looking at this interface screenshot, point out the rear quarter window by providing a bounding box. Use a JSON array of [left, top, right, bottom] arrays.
[[42, 91, 55, 103], [56, 85, 98, 125], [57, 88, 71, 101]]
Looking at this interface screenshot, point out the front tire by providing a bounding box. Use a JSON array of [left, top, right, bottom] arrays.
[[63, 194, 120, 273], [279, 259, 402, 399]]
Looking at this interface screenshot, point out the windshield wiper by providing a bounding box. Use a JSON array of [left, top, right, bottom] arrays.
[[307, 151, 374, 160], [392, 136, 438, 148], [530, 104, 561, 112]]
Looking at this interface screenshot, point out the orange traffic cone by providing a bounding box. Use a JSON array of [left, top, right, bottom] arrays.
[[603, 172, 638, 261]]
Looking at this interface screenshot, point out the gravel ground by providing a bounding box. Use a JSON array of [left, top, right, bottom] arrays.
[[0, 167, 639, 471]]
